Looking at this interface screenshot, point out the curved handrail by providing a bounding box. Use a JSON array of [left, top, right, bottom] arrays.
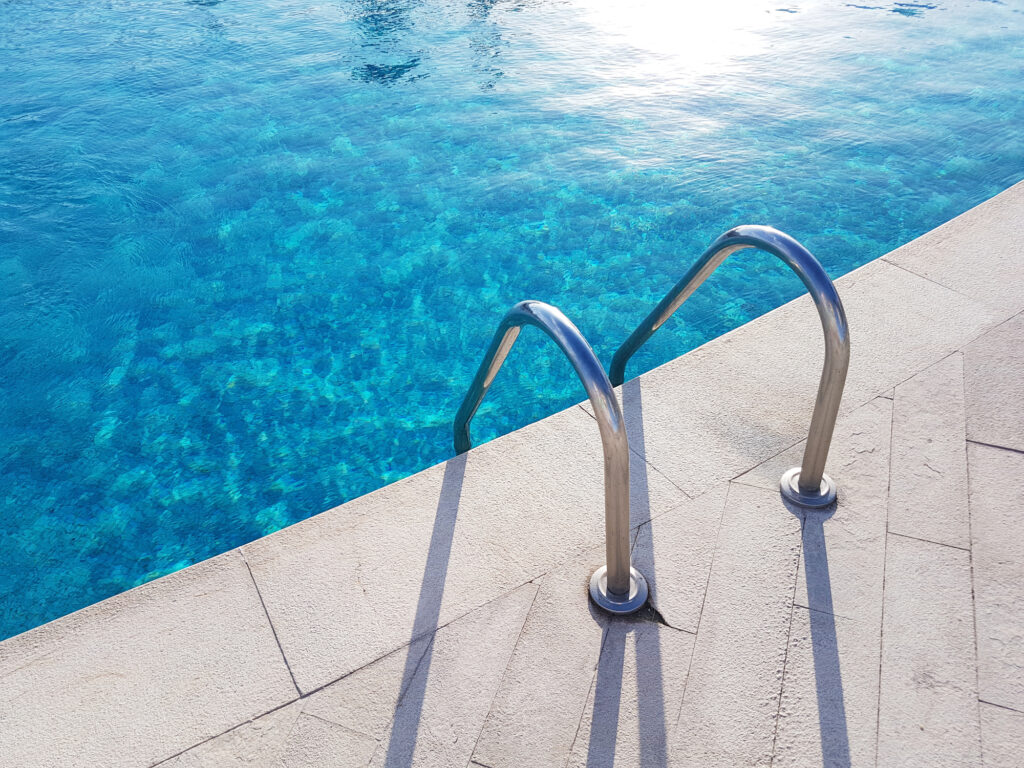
[[609, 225, 850, 507], [454, 300, 647, 614]]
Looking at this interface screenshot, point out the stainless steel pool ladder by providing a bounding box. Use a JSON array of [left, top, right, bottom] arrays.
[[453, 300, 649, 615], [610, 225, 850, 508]]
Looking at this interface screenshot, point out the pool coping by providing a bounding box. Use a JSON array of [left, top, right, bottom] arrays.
[[2, 179, 1022, 767]]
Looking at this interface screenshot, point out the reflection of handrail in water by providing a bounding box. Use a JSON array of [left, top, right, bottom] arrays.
[[610, 225, 850, 508], [453, 300, 648, 614]]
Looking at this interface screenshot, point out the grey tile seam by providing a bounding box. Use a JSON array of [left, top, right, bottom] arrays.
[[467, 581, 541, 765], [769, 519, 804, 768], [879, 257, 993, 306], [979, 699, 1024, 715], [240, 551, 300, 696], [792, 601, 857, 623], [885, 529, 971, 552], [575, 403, 693, 499], [298, 579, 535, 701], [965, 439, 1024, 457], [564, 625, 609, 768], [875, 378, 897, 768], [147, 697, 302, 767], [671, 481, 734, 732], [964, 382, 986, 766], [301, 711, 379, 743]]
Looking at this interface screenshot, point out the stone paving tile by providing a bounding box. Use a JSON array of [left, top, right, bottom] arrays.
[[0, 550, 297, 768], [979, 703, 1024, 768], [472, 550, 610, 768], [968, 442, 1024, 712], [888, 353, 970, 549], [275, 714, 378, 768], [668, 483, 802, 768], [963, 313, 1024, 453], [630, 486, 728, 633], [363, 584, 537, 768], [566, 620, 695, 768], [772, 607, 880, 768], [884, 180, 1024, 318], [302, 636, 431, 742], [609, 258, 998, 500], [877, 534, 981, 768], [736, 397, 893, 623], [243, 406, 687, 694], [158, 702, 304, 767]]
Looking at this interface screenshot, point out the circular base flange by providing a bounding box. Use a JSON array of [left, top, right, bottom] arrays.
[[780, 467, 837, 508], [589, 566, 649, 615]]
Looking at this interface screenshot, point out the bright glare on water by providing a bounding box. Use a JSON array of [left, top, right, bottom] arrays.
[[1, 0, 1022, 638]]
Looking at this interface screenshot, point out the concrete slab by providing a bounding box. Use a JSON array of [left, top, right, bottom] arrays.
[[772, 607, 881, 768], [243, 406, 688, 694], [364, 584, 537, 768], [968, 442, 1024, 712], [668, 483, 802, 767], [630, 486, 728, 633], [885, 180, 1024, 317], [964, 312, 1024, 453], [0, 550, 298, 768], [158, 702, 304, 768], [275, 714, 378, 768], [889, 353, 970, 548], [566, 620, 695, 768], [471, 550, 609, 768], [877, 534, 981, 768], [980, 703, 1024, 768], [736, 396, 893, 623]]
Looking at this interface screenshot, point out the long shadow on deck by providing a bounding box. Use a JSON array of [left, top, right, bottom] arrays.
[[381, 454, 466, 767], [586, 378, 669, 767]]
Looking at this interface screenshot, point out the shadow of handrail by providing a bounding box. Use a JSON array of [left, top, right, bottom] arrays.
[[586, 378, 669, 766], [383, 455, 467, 767], [798, 505, 852, 768]]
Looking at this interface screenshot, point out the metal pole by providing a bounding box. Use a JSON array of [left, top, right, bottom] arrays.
[[609, 225, 850, 508], [454, 300, 648, 613]]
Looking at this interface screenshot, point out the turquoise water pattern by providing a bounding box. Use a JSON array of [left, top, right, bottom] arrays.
[[1, 0, 1022, 639]]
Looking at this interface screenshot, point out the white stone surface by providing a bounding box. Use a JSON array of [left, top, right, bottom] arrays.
[[980, 703, 1024, 768], [964, 313, 1024, 453], [736, 397, 892, 623], [885, 180, 1024, 317], [243, 405, 687, 694], [889, 353, 970, 548], [0, 550, 298, 768], [772, 607, 881, 768], [566, 620, 695, 768], [471, 551, 609, 768], [877, 534, 981, 768], [668, 483, 802, 767], [630, 486, 728, 632], [968, 442, 1024, 712], [364, 584, 536, 768], [159, 703, 305, 767], [275, 714, 378, 768]]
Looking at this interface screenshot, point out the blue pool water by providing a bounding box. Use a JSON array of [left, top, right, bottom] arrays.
[[1, 0, 1022, 639]]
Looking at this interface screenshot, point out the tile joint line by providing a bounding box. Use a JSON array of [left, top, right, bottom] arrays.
[[240, 550, 301, 696]]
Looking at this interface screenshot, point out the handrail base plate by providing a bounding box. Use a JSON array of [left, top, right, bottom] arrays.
[[780, 467, 837, 509], [589, 566, 649, 615]]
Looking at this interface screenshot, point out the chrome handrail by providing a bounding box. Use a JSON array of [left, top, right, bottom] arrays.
[[454, 300, 648, 614], [609, 225, 850, 508]]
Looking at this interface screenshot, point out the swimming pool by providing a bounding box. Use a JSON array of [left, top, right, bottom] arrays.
[[1, 0, 1022, 639]]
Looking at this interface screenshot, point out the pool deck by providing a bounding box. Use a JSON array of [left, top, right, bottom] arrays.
[[3, 181, 1023, 767]]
